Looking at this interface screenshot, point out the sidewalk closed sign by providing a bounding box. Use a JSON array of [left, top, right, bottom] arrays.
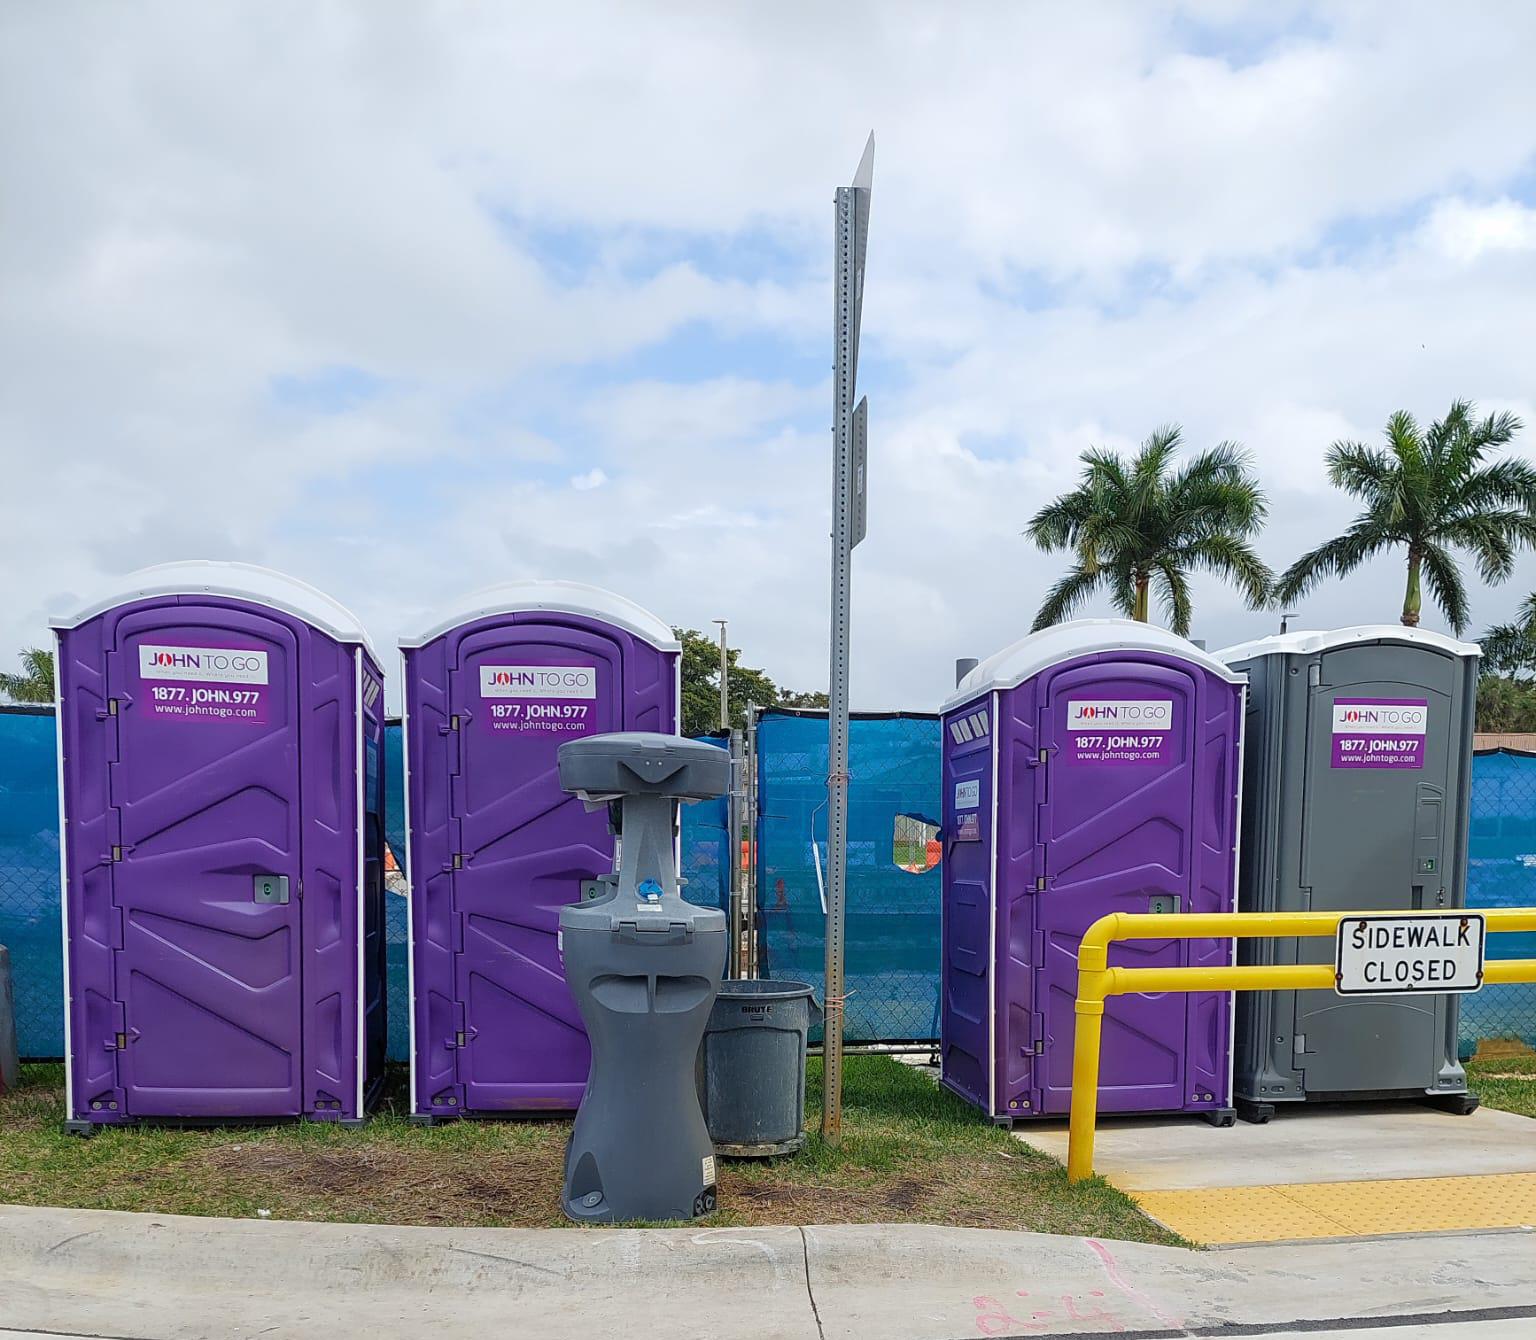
[[1335, 913, 1485, 995]]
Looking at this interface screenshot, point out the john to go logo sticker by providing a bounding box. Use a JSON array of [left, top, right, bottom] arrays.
[[1330, 699, 1427, 770], [1065, 698, 1175, 766]]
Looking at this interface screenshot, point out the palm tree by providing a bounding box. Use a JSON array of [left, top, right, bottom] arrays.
[[1482, 592, 1536, 676], [0, 647, 55, 704], [1275, 401, 1535, 633], [1026, 426, 1272, 635]]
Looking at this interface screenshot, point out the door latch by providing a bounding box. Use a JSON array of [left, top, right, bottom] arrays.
[[253, 875, 290, 905]]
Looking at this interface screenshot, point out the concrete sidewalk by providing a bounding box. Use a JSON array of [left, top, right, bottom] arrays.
[[1018, 1102, 1536, 1244], [1019, 1102, 1536, 1190], [2, 1203, 1534, 1339]]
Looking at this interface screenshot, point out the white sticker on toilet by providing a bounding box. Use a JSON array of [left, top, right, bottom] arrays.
[[702, 1154, 716, 1186]]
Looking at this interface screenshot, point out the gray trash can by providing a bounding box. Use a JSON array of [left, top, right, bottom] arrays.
[[556, 733, 730, 1223], [700, 979, 822, 1157], [0, 945, 18, 1095]]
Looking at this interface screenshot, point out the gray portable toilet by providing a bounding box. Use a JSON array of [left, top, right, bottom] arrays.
[[1217, 625, 1479, 1122]]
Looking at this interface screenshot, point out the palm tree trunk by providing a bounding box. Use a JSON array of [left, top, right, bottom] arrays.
[[1402, 549, 1422, 627], [1133, 572, 1150, 622]]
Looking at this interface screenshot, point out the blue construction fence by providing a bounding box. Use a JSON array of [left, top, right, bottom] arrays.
[[752, 709, 941, 1043], [0, 707, 728, 1062], [4, 704, 1535, 1059]]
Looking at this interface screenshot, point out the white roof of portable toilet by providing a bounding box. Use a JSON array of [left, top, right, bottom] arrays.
[[944, 618, 1244, 713], [51, 561, 380, 660], [1217, 624, 1481, 664], [400, 579, 680, 651]]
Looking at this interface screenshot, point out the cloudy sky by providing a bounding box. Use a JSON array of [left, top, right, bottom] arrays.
[[5, 1, 1536, 710]]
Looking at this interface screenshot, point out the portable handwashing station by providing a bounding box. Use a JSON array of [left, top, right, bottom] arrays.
[[556, 732, 729, 1223]]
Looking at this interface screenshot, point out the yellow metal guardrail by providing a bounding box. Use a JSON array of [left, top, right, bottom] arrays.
[[1067, 908, 1536, 1183]]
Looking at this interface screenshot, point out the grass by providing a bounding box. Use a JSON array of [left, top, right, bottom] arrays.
[[0, 1055, 1179, 1243], [1467, 1050, 1536, 1118]]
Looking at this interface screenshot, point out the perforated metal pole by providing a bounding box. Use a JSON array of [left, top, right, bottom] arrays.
[[713, 619, 729, 731], [822, 134, 873, 1145], [745, 703, 760, 979], [728, 726, 744, 977]]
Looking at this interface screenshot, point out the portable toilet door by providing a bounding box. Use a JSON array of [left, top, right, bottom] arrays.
[[1218, 626, 1479, 1121], [51, 562, 387, 1131], [401, 581, 680, 1120], [940, 619, 1245, 1124]]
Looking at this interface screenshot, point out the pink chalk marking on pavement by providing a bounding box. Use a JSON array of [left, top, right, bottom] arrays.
[[1086, 1240, 1187, 1332]]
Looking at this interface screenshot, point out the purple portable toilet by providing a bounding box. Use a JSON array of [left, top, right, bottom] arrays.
[[940, 619, 1244, 1125], [52, 562, 387, 1132], [401, 581, 679, 1120]]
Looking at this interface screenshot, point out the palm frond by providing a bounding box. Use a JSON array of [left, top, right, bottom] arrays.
[[1436, 510, 1535, 584], [1482, 589, 1536, 674], [1325, 442, 1404, 518], [1031, 568, 1104, 632], [1440, 400, 1522, 474], [1480, 620, 1536, 676], [1450, 458, 1536, 515], [1179, 534, 1273, 608], [1153, 559, 1193, 636], [1275, 526, 1390, 604], [1419, 542, 1471, 634], [0, 647, 55, 704], [1025, 489, 1097, 551], [1128, 429, 1179, 525]]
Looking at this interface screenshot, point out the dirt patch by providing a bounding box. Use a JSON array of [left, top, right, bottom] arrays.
[[714, 1148, 1080, 1232], [189, 1132, 569, 1226], [1472, 1038, 1536, 1060], [880, 1177, 925, 1212], [2, 1059, 1180, 1243]]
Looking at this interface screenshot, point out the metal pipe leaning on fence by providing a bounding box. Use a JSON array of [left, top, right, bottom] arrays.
[[1066, 907, 1536, 1184]]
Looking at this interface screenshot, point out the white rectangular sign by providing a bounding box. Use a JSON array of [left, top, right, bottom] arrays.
[[479, 665, 597, 699], [1335, 913, 1485, 996], [138, 645, 268, 685], [1066, 699, 1173, 732], [954, 780, 980, 810], [1330, 701, 1428, 736]]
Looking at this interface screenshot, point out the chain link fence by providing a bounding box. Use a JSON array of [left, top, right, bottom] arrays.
[[751, 708, 941, 1044], [0, 709, 729, 1062], [0, 709, 61, 1060], [1465, 747, 1536, 1055], [6, 704, 1533, 1059]]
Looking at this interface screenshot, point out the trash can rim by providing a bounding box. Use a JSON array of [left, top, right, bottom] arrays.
[[714, 979, 817, 1001]]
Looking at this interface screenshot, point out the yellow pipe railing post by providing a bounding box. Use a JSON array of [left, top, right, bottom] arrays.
[[1065, 907, 1536, 1184], [1065, 923, 1116, 1183]]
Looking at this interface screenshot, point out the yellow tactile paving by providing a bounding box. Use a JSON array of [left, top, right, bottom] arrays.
[[1131, 1185, 1354, 1243], [1131, 1172, 1536, 1245]]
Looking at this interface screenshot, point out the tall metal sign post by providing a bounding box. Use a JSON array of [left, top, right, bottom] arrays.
[[822, 133, 873, 1144]]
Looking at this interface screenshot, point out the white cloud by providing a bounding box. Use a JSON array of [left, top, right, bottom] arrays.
[[5, 2, 1536, 712], [1420, 198, 1536, 265]]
